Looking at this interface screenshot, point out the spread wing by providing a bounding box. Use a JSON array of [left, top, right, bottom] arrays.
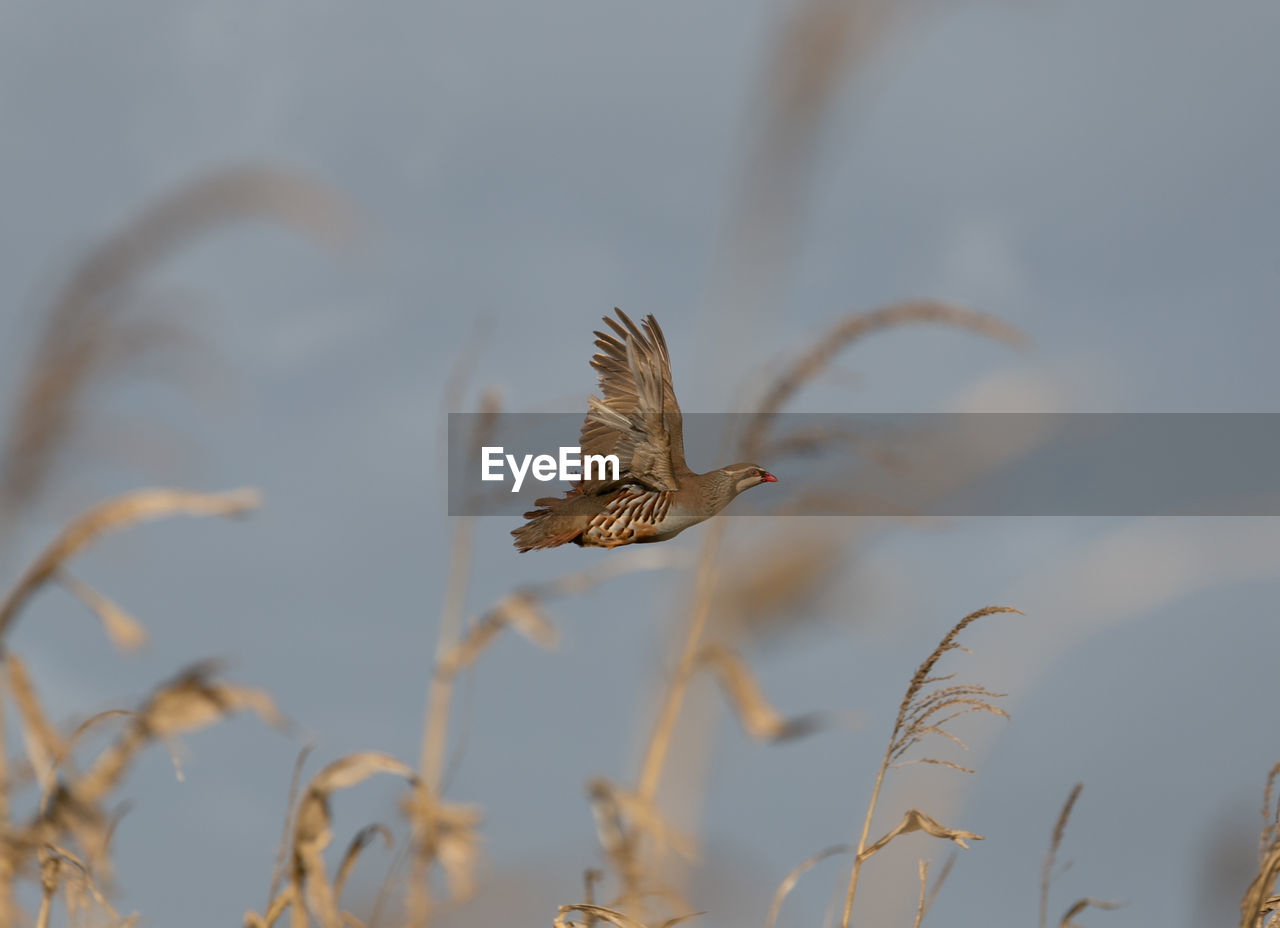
[[579, 308, 687, 493]]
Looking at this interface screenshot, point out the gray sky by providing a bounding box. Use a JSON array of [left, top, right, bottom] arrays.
[[1, 2, 1278, 926]]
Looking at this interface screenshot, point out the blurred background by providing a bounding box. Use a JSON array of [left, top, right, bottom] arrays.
[[0, 1, 1277, 926]]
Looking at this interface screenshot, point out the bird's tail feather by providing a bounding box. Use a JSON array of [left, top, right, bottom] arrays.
[[511, 492, 585, 552]]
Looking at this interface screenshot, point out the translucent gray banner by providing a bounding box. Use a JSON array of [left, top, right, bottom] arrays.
[[447, 413, 1280, 516]]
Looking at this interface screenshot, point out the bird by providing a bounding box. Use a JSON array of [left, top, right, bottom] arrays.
[[512, 308, 776, 551]]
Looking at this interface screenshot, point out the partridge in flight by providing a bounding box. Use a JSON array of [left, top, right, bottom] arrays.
[[513, 309, 775, 551]]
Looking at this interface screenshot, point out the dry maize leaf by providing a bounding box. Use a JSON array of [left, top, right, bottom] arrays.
[[696, 644, 820, 742], [440, 592, 558, 676], [57, 570, 148, 652], [4, 653, 65, 796], [860, 809, 983, 861], [141, 660, 287, 737], [0, 487, 260, 639]]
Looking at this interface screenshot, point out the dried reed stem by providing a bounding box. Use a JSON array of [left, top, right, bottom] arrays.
[[410, 513, 474, 925], [1041, 783, 1083, 928], [765, 844, 852, 928], [741, 301, 1025, 458], [409, 392, 496, 924], [839, 605, 1018, 928], [0, 166, 352, 532], [636, 518, 724, 804]]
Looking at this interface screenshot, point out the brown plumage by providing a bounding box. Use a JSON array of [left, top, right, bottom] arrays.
[[513, 309, 776, 551]]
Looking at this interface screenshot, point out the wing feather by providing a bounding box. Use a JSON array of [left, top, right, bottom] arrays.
[[579, 308, 687, 492]]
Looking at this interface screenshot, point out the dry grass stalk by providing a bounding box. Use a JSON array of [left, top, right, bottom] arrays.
[[267, 745, 316, 920], [720, 0, 910, 321], [1041, 783, 1083, 928], [838, 605, 1020, 928], [0, 486, 260, 642], [333, 824, 393, 908], [635, 522, 725, 806], [911, 859, 928, 928], [585, 521, 724, 917], [1243, 763, 1280, 927], [1038, 784, 1120, 928], [0, 166, 353, 531], [409, 390, 498, 925], [911, 854, 954, 928], [739, 301, 1025, 459], [765, 843, 852, 928]]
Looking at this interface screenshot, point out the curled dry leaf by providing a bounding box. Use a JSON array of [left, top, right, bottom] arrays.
[[696, 644, 821, 742], [292, 752, 417, 928], [554, 904, 702, 928], [438, 591, 558, 679], [0, 487, 260, 641], [860, 809, 983, 861]]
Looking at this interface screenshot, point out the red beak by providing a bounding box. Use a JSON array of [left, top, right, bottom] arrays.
[[760, 471, 777, 483]]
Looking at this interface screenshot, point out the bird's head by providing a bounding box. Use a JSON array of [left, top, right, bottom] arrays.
[[722, 463, 778, 497]]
